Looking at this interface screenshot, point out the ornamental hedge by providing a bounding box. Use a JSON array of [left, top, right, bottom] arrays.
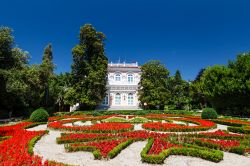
[[30, 108, 49, 122], [201, 108, 218, 119], [141, 138, 224, 164]]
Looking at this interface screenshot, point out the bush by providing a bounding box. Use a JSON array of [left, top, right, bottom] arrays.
[[201, 108, 218, 119], [30, 108, 49, 122], [229, 146, 245, 155]]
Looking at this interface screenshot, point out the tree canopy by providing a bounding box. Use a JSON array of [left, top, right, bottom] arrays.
[[138, 60, 170, 109], [193, 53, 250, 116], [66, 24, 108, 110], [1, 25, 250, 118]]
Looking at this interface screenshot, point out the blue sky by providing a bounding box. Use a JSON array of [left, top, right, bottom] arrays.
[[1, 0, 250, 80]]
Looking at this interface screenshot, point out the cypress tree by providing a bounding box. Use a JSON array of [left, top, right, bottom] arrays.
[[70, 24, 108, 109]]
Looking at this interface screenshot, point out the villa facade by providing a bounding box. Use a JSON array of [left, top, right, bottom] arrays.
[[100, 62, 141, 110]]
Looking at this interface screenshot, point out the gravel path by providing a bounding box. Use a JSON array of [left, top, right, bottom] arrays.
[[73, 121, 92, 126], [27, 124, 250, 166]]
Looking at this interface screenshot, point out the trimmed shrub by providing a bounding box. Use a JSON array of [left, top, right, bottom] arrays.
[[141, 138, 223, 164], [108, 139, 135, 159], [227, 126, 250, 134], [202, 108, 218, 119], [92, 111, 102, 116], [211, 119, 243, 127], [229, 146, 245, 155], [28, 131, 48, 155], [30, 108, 49, 122]]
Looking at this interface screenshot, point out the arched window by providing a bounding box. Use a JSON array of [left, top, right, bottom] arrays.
[[128, 93, 133, 105], [115, 73, 121, 81], [115, 93, 121, 105], [102, 94, 109, 105], [127, 74, 133, 83]]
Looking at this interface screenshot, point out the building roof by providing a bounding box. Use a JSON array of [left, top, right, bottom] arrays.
[[108, 62, 140, 68], [108, 62, 141, 72]]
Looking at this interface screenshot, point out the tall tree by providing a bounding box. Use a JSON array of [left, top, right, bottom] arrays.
[[194, 68, 205, 82], [0, 27, 30, 117], [190, 69, 207, 109], [138, 60, 170, 109], [68, 24, 108, 109], [199, 53, 250, 115], [40, 43, 54, 107], [49, 72, 72, 112], [0, 27, 14, 69], [168, 70, 190, 110]]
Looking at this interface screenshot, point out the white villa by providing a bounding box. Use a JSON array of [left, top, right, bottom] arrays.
[[70, 62, 141, 111], [100, 62, 142, 110]]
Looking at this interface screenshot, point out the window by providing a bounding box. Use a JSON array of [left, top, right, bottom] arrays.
[[128, 74, 133, 83], [102, 94, 109, 105], [115, 73, 121, 81], [128, 93, 133, 105], [115, 93, 121, 105]]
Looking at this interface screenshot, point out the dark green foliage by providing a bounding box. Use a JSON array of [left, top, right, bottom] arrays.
[[0, 27, 57, 117], [66, 24, 108, 110], [198, 53, 250, 116], [189, 70, 207, 109], [138, 60, 170, 109], [167, 70, 191, 110], [227, 126, 250, 134], [30, 108, 49, 122], [49, 73, 72, 112], [229, 146, 245, 155], [53, 110, 167, 116], [0, 27, 30, 117], [40, 43, 54, 107], [0, 27, 14, 70], [201, 108, 218, 119], [212, 119, 243, 127]]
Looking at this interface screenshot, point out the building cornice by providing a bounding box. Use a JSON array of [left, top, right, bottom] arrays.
[[107, 85, 139, 91]]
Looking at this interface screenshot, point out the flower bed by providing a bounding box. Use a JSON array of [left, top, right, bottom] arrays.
[[141, 138, 223, 164], [197, 130, 246, 139], [0, 122, 64, 166], [102, 117, 151, 123], [198, 138, 240, 148], [142, 118, 216, 132], [212, 119, 250, 127], [65, 138, 129, 158], [148, 138, 180, 155], [48, 115, 114, 122], [57, 130, 170, 144], [227, 126, 250, 134], [53, 114, 249, 164], [48, 121, 134, 133], [3, 114, 250, 165]]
